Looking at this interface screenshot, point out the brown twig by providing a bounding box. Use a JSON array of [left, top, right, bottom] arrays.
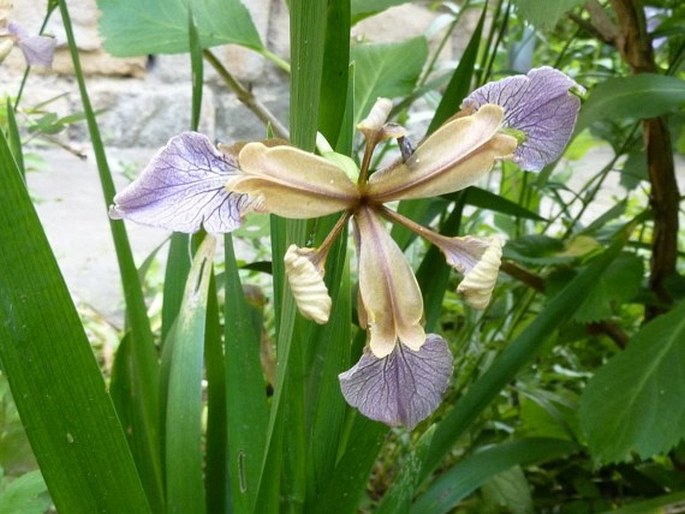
[[501, 260, 629, 348], [203, 49, 290, 141]]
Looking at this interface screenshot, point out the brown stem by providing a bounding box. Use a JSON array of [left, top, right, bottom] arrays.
[[501, 261, 629, 348], [607, 0, 680, 319]]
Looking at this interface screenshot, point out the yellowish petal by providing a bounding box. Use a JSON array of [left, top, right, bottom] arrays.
[[355, 207, 425, 358], [455, 236, 502, 309], [284, 245, 332, 324], [357, 97, 393, 134], [367, 104, 517, 202], [229, 142, 359, 218]]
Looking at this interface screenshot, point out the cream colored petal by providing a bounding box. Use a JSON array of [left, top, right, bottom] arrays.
[[230, 142, 359, 218], [357, 97, 393, 134], [367, 104, 517, 202], [284, 245, 331, 324], [355, 207, 425, 358], [424, 234, 503, 310], [456, 236, 502, 309]]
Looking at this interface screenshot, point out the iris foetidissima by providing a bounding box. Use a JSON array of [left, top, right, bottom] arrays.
[[110, 67, 582, 429], [0, 0, 56, 68]]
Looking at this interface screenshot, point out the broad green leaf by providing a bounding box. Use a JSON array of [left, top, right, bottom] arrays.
[[311, 414, 388, 513], [352, 37, 428, 124], [428, 3, 486, 133], [0, 128, 150, 513], [165, 236, 216, 514], [573, 252, 644, 323], [411, 438, 577, 514], [351, 0, 411, 24], [375, 427, 437, 514], [224, 236, 268, 513], [0, 470, 49, 514], [318, 0, 351, 148], [481, 466, 533, 514], [5, 99, 24, 178], [514, 0, 585, 31], [59, 3, 163, 508], [575, 74, 685, 134], [579, 300, 685, 463], [97, 0, 263, 56]]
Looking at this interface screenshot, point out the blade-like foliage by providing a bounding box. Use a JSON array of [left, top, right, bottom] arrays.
[[165, 236, 216, 514], [412, 438, 577, 514], [580, 300, 685, 463], [0, 128, 150, 514]]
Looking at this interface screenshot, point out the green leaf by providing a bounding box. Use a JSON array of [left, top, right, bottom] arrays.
[[5, 99, 24, 178], [96, 0, 262, 56], [223, 236, 268, 513], [481, 466, 533, 514], [59, 3, 164, 507], [0, 126, 150, 513], [514, 0, 585, 31], [411, 438, 577, 514], [574, 252, 644, 323], [464, 187, 545, 222], [165, 236, 216, 514], [599, 490, 685, 514], [352, 37, 428, 124], [579, 300, 685, 463], [576, 74, 685, 134], [350, 0, 412, 24], [0, 470, 49, 514]]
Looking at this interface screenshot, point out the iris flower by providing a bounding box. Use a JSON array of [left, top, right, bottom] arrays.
[[110, 67, 581, 429], [0, 20, 56, 68]]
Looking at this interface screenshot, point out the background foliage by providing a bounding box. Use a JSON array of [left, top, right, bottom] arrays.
[[1, 0, 685, 512]]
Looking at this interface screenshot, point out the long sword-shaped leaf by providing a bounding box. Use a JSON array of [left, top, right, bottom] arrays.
[[412, 438, 577, 514], [224, 235, 268, 513], [58, 2, 163, 508], [254, 1, 328, 511], [165, 236, 216, 514], [0, 129, 150, 513]]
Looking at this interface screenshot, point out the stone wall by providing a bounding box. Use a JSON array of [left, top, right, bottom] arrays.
[[2, 0, 476, 148]]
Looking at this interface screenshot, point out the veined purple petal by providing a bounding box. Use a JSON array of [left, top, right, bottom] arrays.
[[110, 132, 250, 233], [462, 67, 582, 171], [339, 334, 453, 430], [8, 21, 55, 68]]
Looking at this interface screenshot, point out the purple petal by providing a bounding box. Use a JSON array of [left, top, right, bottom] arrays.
[[462, 67, 582, 171], [339, 334, 453, 430], [8, 21, 56, 68], [110, 132, 250, 233]]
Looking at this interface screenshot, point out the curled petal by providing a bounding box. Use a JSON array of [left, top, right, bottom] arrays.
[[357, 97, 393, 134], [462, 67, 582, 171], [229, 142, 359, 219], [8, 21, 55, 68], [427, 232, 502, 309], [284, 244, 332, 324], [110, 132, 249, 233], [367, 105, 516, 202], [355, 207, 425, 358], [339, 334, 453, 429]]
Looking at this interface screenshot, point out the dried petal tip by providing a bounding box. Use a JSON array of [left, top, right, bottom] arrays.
[[339, 334, 453, 430], [284, 245, 332, 324], [462, 66, 582, 172], [357, 97, 393, 134]]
